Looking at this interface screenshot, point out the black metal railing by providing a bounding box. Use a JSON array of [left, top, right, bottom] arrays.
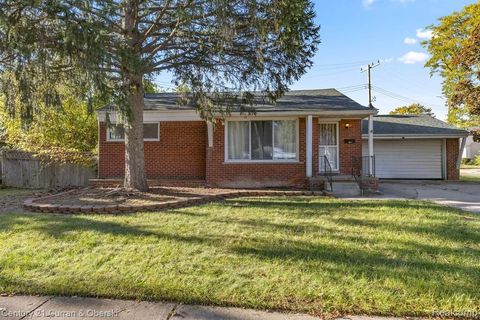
[[322, 156, 333, 192], [352, 155, 376, 178]]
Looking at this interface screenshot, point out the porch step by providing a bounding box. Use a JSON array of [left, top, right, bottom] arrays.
[[313, 174, 356, 182], [331, 181, 361, 197], [330, 174, 356, 182], [308, 175, 361, 196]]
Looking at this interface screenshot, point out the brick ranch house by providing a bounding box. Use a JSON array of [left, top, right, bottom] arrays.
[[96, 89, 468, 189]]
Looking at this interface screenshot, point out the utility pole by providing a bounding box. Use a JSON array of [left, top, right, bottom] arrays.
[[361, 61, 380, 176], [361, 60, 381, 108]]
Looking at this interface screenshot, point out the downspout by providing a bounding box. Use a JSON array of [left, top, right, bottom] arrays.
[[442, 139, 447, 180], [207, 122, 214, 148], [456, 137, 467, 169]]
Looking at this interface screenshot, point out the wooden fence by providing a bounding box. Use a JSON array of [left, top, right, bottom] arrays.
[[1, 150, 95, 189]]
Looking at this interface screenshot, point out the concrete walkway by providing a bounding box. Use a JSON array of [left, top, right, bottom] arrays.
[[462, 168, 480, 176], [0, 295, 322, 320], [0, 295, 411, 320]]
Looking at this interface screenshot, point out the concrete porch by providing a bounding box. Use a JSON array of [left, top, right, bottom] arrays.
[[309, 173, 379, 197]]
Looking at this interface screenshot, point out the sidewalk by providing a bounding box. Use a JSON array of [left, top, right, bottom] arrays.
[[0, 295, 405, 320], [0, 295, 318, 320]]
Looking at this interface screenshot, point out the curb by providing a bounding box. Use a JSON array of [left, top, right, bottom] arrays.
[[24, 190, 326, 214]]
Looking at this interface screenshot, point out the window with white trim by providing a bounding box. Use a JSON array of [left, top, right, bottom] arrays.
[[227, 120, 298, 161], [107, 123, 160, 141]]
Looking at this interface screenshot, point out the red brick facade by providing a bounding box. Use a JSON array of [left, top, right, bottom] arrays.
[[338, 119, 362, 175], [446, 138, 460, 180], [205, 119, 308, 188], [98, 121, 206, 179], [98, 118, 461, 186], [98, 117, 363, 187]]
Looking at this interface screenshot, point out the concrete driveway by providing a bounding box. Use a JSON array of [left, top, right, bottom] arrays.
[[462, 168, 480, 175], [376, 180, 480, 213]]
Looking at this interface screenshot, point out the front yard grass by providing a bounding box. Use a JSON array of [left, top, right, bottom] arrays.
[[0, 197, 479, 317], [461, 175, 480, 182]]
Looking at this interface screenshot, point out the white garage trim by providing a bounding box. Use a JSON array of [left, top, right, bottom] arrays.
[[361, 134, 467, 139], [362, 139, 443, 179], [442, 139, 447, 180]]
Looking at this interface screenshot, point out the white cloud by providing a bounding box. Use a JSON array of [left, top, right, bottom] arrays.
[[398, 51, 429, 64], [416, 28, 433, 39], [403, 37, 417, 45], [362, 0, 376, 7], [363, 0, 415, 8], [380, 58, 394, 64]]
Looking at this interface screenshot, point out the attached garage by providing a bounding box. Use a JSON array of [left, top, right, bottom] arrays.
[[362, 139, 443, 179], [362, 115, 468, 180]]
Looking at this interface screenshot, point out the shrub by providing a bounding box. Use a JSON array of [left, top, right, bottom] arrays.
[[474, 155, 480, 166]]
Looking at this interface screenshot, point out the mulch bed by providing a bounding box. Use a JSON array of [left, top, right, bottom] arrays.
[[24, 187, 326, 214], [0, 188, 47, 214]]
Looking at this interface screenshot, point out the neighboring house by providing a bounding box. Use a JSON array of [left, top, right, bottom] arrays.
[[361, 115, 468, 180], [96, 89, 467, 188], [463, 128, 480, 160]]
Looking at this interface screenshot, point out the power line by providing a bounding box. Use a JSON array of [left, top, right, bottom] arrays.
[[379, 62, 434, 90], [337, 84, 368, 90], [372, 85, 444, 108], [302, 66, 361, 78], [315, 65, 365, 72], [337, 84, 368, 94], [315, 60, 372, 67], [338, 89, 366, 94], [373, 85, 428, 104]]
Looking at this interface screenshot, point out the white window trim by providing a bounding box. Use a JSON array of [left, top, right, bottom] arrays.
[[106, 122, 160, 142], [318, 121, 340, 172], [224, 118, 300, 163]]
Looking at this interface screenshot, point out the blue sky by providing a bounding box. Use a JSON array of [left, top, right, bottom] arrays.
[[156, 0, 477, 120]]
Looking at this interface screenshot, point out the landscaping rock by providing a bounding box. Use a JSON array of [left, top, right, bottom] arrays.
[[23, 186, 327, 215]]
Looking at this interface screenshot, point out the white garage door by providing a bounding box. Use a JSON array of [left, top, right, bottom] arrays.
[[362, 139, 443, 179]]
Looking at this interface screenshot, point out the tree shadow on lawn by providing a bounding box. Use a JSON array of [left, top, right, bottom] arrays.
[[226, 198, 480, 243], [229, 236, 479, 295], [209, 215, 480, 257], [226, 198, 452, 215], [0, 198, 479, 302], [334, 216, 480, 244], [0, 214, 218, 246], [206, 211, 479, 278]]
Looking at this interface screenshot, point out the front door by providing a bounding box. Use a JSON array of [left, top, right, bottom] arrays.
[[319, 123, 339, 172]]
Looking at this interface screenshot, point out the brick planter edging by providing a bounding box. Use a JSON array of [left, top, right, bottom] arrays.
[[24, 190, 327, 214]]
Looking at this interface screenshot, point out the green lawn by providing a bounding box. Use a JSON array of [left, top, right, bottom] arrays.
[[461, 175, 480, 182], [0, 197, 479, 317]]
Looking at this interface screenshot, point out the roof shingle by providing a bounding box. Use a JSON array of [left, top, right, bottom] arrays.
[[362, 115, 468, 137], [101, 89, 372, 113]]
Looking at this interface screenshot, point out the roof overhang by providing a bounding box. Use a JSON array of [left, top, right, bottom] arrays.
[[98, 109, 377, 122], [361, 133, 469, 139]]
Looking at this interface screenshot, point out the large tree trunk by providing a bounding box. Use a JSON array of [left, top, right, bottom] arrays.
[[124, 74, 148, 191]]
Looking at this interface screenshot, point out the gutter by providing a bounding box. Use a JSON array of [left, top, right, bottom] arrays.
[[361, 133, 469, 139], [98, 109, 378, 122]]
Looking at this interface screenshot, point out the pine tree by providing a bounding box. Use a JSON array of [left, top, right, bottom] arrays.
[[0, 0, 320, 190]]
